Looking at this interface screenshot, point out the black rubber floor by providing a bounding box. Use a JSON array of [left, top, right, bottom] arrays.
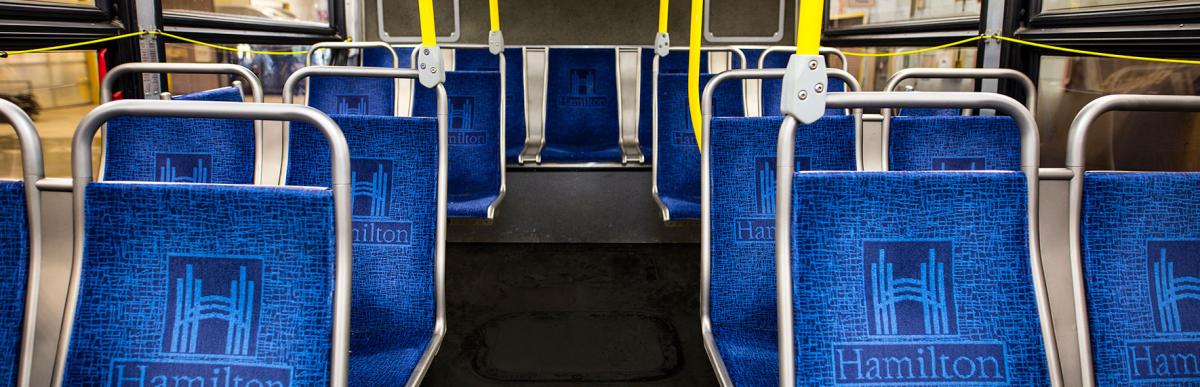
[[423, 243, 718, 386]]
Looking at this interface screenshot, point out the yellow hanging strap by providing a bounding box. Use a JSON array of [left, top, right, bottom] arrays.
[[418, 0, 438, 47], [795, 0, 823, 55], [659, 0, 670, 34], [687, 0, 704, 150], [489, 0, 501, 31]]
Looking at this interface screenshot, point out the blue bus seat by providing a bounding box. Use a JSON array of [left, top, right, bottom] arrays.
[[0, 181, 28, 385], [307, 73, 395, 116], [63, 182, 337, 385], [102, 86, 255, 184], [640, 49, 745, 162], [757, 50, 845, 117], [654, 72, 743, 220], [1080, 172, 1200, 385], [286, 114, 438, 384], [414, 71, 504, 218], [364, 46, 411, 68], [784, 172, 1051, 385], [707, 115, 856, 386], [888, 115, 1020, 171], [542, 48, 622, 163]]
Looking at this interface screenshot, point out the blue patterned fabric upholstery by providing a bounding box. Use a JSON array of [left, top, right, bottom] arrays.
[[0, 181, 27, 386], [103, 86, 255, 184], [64, 183, 336, 385], [757, 50, 845, 117], [308, 75, 395, 116], [888, 116, 1021, 171], [655, 73, 743, 220], [414, 71, 503, 218], [786, 172, 1049, 385], [708, 115, 856, 386], [1081, 172, 1200, 385], [286, 115, 438, 385], [639, 49, 746, 161], [543, 48, 621, 163], [363, 46, 409, 68]]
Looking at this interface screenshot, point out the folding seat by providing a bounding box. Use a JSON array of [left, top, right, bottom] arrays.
[[0, 99, 43, 386], [649, 47, 747, 221], [774, 92, 1061, 386], [525, 48, 624, 163], [755, 47, 848, 117], [99, 63, 264, 184], [883, 68, 1036, 172], [282, 66, 446, 385], [54, 100, 353, 386], [701, 69, 862, 386], [1066, 95, 1200, 386], [411, 46, 507, 219], [306, 42, 401, 116]]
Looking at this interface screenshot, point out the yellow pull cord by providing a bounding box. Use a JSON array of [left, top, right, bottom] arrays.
[[418, 0, 438, 46], [687, 0, 703, 151], [658, 0, 670, 33], [795, 0, 823, 55], [489, 0, 501, 31]]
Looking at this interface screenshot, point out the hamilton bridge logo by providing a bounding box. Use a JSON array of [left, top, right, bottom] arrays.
[[155, 153, 212, 184], [1150, 241, 1200, 333], [164, 256, 263, 356], [931, 157, 987, 171], [865, 241, 956, 336], [336, 95, 369, 115], [557, 68, 607, 108], [350, 158, 412, 246]]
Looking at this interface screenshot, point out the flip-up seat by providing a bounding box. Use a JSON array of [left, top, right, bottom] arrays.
[[540, 48, 623, 163], [0, 99, 40, 385], [887, 115, 1021, 171], [58, 101, 350, 386], [286, 113, 440, 384], [706, 114, 857, 386], [784, 171, 1052, 385], [103, 86, 256, 183]]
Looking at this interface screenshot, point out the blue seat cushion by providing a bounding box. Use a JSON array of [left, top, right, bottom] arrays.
[[103, 86, 255, 184], [286, 115, 438, 383], [64, 183, 335, 385], [655, 73, 743, 221], [889, 116, 1021, 171], [0, 181, 27, 385], [788, 172, 1049, 385], [708, 115, 856, 384], [1081, 172, 1200, 385], [414, 71, 503, 219], [543, 48, 621, 163]]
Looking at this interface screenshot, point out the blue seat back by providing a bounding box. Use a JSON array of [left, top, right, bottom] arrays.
[[708, 115, 856, 385], [363, 47, 411, 68], [414, 71, 503, 218], [888, 116, 1021, 171], [64, 183, 336, 385], [758, 50, 845, 117], [286, 115, 438, 382], [307, 75, 395, 116], [654, 73, 743, 220], [0, 181, 27, 385], [786, 171, 1049, 385], [640, 49, 747, 162], [1080, 172, 1200, 385], [542, 48, 621, 162], [102, 87, 255, 184]]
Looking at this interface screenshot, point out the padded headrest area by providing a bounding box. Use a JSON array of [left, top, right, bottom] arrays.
[[788, 171, 1048, 385], [103, 86, 255, 184], [888, 115, 1021, 171]]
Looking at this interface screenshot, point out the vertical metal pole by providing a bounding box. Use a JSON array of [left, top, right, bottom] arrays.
[[134, 0, 162, 97]]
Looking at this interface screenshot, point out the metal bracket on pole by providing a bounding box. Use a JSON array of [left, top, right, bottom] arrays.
[[488, 30, 505, 55], [417, 45, 445, 88], [779, 54, 828, 124], [654, 32, 671, 57]]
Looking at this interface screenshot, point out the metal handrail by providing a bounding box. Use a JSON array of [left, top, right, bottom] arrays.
[[0, 98, 43, 387], [756, 46, 849, 71], [774, 91, 1061, 387], [1062, 94, 1200, 387], [52, 100, 354, 387]]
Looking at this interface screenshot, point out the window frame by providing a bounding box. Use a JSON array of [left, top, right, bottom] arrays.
[[1029, 0, 1200, 27], [161, 0, 345, 42]]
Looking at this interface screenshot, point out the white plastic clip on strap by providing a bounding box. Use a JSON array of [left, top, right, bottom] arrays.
[[779, 54, 828, 124]]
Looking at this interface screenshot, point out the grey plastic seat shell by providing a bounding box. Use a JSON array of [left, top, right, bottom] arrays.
[[281, 65, 449, 387], [1062, 94, 1200, 387], [771, 91, 1062, 387], [0, 98, 45, 387], [51, 100, 356, 387]]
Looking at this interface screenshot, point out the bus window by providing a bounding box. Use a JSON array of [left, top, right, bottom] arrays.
[[0, 51, 100, 178]]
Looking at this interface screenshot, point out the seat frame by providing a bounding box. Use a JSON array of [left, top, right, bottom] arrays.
[[1063, 94, 1200, 387], [53, 100, 357, 386], [0, 99, 44, 387]]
